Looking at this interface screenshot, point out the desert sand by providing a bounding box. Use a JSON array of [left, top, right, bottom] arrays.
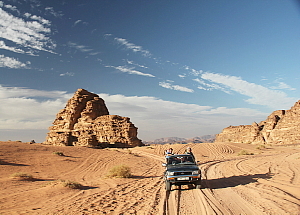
[[0, 141, 299, 215]]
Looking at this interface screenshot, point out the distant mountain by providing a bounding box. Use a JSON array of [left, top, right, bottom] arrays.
[[143, 135, 216, 145]]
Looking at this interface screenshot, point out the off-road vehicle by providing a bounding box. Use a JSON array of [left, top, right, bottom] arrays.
[[162, 154, 201, 191]]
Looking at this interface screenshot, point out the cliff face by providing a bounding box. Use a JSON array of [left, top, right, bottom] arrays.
[[215, 101, 300, 145], [44, 89, 143, 147]]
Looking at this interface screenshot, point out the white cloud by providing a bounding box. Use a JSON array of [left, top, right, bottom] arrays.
[[114, 37, 151, 57], [89, 52, 100, 56], [127, 60, 148, 69], [107, 65, 155, 77], [60, 72, 74, 77], [0, 85, 70, 99], [73, 20, 82, 26], [0, 86, 269, 141], [270, 80, 296, 91], [4, 4, 20, 14], [0, 40, 24, 54], [184, 66, 203, 76], [0, 86, 71, 130], [99, 93, 268, 140], [68, 41, 93, 52], [0, 40, 36, 55], [193, 78, 231, 93], [45, 7, 63, 18], [201, 72, 296, 109], [0, 55, 29, 68], [30, 15, 50, 25], [0, 6, 55, 53], [159, 81, 194, 93], [24, 12, 31, 18]]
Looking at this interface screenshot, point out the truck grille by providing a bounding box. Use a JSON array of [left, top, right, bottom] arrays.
[[174, 172, 192, 176]]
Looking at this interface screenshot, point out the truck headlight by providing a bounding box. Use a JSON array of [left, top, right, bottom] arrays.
[[166, 171, 174, 176], [192, 170, 199, 175]]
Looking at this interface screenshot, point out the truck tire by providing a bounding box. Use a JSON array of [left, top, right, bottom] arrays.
[[165, 181, 171, 191], [195, 181, 201, 189]]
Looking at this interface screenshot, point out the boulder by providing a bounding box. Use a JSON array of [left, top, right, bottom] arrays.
[[44, 89, 143, 147]]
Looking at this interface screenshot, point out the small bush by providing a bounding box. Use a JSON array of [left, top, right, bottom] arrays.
[[11, 172, 33, 181], [62, 180, 82, 189], [44, 179, 82, 189], [107, 164, 132, 178], [53, 151, 65, 156], [238, 150, 254, 156], [256, 145, 266, 150]]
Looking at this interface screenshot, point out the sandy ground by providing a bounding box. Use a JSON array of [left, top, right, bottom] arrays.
[[0, 141, 299, 215]]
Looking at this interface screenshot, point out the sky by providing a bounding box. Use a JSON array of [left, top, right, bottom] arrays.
[[0, 0, 300, 143]]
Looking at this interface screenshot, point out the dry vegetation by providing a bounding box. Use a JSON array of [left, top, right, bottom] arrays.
[[106, 164, 132, 178], [10, 172, 33, 181], [52, 151, 65, 156]]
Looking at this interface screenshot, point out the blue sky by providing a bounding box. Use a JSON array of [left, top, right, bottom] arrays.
[[0, 0, 300, 142]]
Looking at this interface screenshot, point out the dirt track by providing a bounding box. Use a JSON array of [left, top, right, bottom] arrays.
[[0, 141, 299, 214]]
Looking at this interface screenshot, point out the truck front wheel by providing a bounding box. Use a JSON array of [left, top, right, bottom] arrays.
[[165, 181, 171, 191], [195, 181, 201, 189]]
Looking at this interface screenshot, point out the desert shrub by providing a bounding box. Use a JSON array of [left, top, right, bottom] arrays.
[[53, 151, 65, 156], [10, 172, 33, 181], [256, 145, 266, 150], [44, 179, 82, 189], [237, 150, 254, 156], [107, 164, 132, 178], [61, 180, 82, 189]]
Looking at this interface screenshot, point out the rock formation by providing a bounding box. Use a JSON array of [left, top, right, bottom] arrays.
[[215, 100, 300, 145], [44, 89, 143, 147]]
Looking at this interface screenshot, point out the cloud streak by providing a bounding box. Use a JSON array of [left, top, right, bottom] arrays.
[[0, 55, 29, 69], [114, 37, 151, 57], [0, 5, 55, 53], [67, 42, 93, 52], [159, 81, 194, 93], [106, 65, 155, 77], [200, 72, 296, 109]]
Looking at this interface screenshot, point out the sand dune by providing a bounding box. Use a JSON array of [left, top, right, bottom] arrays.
[[0, 141, 299, 214]]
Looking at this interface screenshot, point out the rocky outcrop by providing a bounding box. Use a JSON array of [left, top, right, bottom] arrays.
[[44, 89, 143, 147], [215, 100, 300, 145]]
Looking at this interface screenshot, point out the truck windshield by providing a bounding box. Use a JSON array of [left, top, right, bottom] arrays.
[[167, 155, 195, 165]]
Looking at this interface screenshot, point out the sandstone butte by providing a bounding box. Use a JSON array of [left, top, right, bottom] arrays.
[[44, 88, 143, 148], [216, 99, 300, 145]]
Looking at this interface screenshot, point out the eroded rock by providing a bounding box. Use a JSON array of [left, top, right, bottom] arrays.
[[44, 89, 143, 147], [215, 100, 300, 145]]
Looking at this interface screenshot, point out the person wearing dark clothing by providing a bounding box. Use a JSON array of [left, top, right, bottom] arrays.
[[184, 147, 195, 160]]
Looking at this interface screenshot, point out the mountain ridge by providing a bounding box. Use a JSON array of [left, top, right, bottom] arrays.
[[143, 134, 216, 145]]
